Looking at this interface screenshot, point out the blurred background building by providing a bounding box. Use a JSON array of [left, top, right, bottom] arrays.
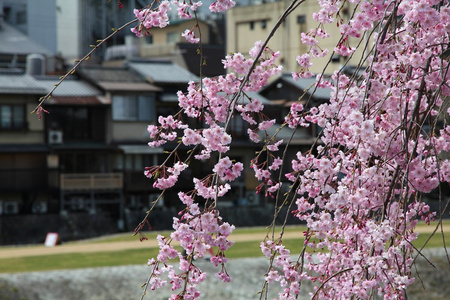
[[1, 0, 445, 244]]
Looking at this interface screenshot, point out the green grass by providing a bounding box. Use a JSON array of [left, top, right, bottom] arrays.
[[0, 248, 160, 273], [0, 221, 448, 274], [414, 231, 450, 249], [0, 239, 306, 274], [77, 225, 308, 244], [77, 221, 449, 244]]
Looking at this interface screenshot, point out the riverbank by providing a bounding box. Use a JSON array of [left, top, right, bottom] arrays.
[[0, 248, 448, 300]]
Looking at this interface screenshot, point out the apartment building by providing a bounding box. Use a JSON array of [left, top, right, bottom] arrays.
[[226, 0, 363, 74]]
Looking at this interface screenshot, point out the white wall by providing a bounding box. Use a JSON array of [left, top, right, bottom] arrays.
[[56, 0, 81, 61]]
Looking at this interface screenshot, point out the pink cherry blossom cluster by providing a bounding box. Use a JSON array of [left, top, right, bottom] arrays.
[[143, 203, 234, 298], [131, 0, 171, 37], [36, 0, 450, 298], [139, 39, 284, 298], [209, 0, 236, 12], [171, 0, 203, 19], [132, 0, 450, 299], [213, 156, 243, 182], [294, 25, 332, 79], [176, 44, 280, 130], [131, 1, 232, 38], [276, 0, 450, 298], [250, 138, 285, 197], [147, 114, 188, 147], [145, 161, 188, 190], [284, 102, 306, 128], [181, 29, 200, 43], [260, 240, 310, 299]]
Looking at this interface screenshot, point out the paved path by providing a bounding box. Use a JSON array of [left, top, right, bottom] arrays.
[[0, 224, 447, 259]]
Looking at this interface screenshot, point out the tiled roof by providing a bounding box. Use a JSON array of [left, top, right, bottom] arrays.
[[34, 77, 101, 97], [243, 91, 271, 105], [128, 60, 200, 84], [78, 67, 144, 83], [213, 91, 271, 105], [0, 74, 47, 94], [0, 23, 52, 55], [46, 96, 108, 105], [78, 67, 162, 92], [281, 74, 331, 100], [161, 90, 270, 104], [259, 123, 315, 145], [96, 82, 161, 92]]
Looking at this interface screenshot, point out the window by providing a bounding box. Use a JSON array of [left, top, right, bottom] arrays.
[[249, 21, 255, 30], [229, 114, 247, 139], [261, 20, 267, 29], [112, 95, 155, 121], [0, 104, 25, 130], [166, 31, 179, 44], [119, 154, 155, 171], [145, 34, 153, 44], [297, 15, 306, 24], [16, 11, 27, 25], [331, 54, 341, 63]]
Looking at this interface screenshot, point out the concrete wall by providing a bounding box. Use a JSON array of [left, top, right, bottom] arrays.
[[111, 122, 150, 143], [56, 0, 81, 60], [139, 19, 210, 58]]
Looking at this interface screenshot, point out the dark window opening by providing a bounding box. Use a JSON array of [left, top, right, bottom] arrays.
[[331, 54, 341, 63], [112, 95, 155, 121], [261, 20, 267, 29], [0, 104, 25, 130], [297, 15, 306, 24]]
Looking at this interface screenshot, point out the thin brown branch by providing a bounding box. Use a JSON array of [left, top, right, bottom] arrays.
[[31, 18, 138, 114]]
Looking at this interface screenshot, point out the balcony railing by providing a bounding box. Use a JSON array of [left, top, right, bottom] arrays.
[[123, 171, 193, 192], [60, 173, 123, 191]]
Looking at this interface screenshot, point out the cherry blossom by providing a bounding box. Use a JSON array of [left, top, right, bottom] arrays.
[[37, 1, 450, 298], [127, 0, 450, 299], [181, 29, 200, 43]]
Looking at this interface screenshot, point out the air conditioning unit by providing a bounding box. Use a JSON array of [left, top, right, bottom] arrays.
[[31, 201, 48, 214], [244, 191, 260, 206], [4, 201, 19, 214], [48, 130, 63, 144]]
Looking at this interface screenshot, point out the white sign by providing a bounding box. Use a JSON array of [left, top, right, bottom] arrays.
[[44, 232, 59, 247]]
